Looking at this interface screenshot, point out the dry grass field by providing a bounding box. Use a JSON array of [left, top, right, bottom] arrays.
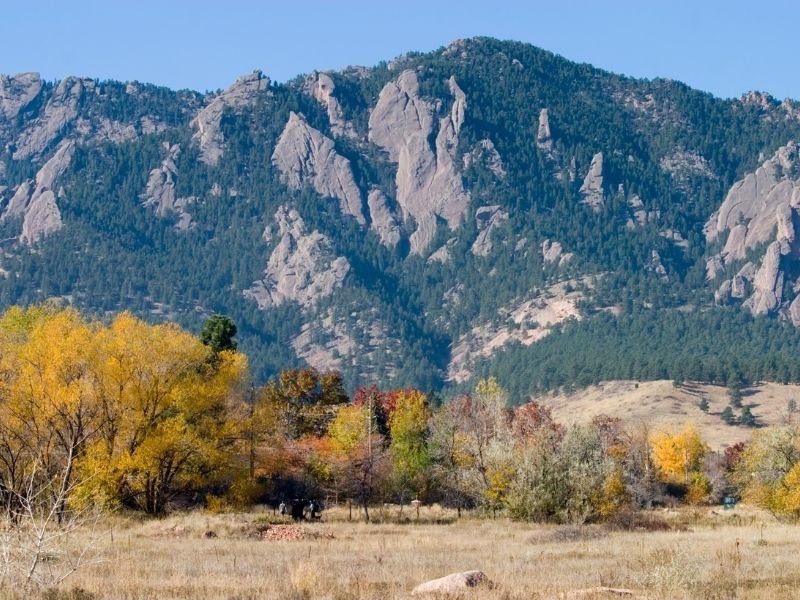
[[11, 504, 800, 600], [543, 380, 800, 450]]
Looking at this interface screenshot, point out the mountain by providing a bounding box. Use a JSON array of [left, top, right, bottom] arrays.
[[3, 37, 800, 400]]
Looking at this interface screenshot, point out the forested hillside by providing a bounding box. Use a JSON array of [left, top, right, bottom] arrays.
[[2, 37, 800, 397]]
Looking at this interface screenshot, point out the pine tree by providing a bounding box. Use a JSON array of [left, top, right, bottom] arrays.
[[740, 406, 756, 427], [721, 406, 736, 425]]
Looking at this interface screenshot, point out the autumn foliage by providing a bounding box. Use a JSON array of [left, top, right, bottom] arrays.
[[4, 305, 800, 521]]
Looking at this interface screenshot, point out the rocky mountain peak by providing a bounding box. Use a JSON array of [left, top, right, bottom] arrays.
[[740, 90, 776, 110], [191, 70, 268, 165], [304, 72, 356, 140], [12, 76, 92, 160], [368, 69, 469, 254], [0, 72, 42, 122]]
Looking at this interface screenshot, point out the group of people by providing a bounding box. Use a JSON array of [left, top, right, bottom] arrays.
[[278, 498, 321, 521]]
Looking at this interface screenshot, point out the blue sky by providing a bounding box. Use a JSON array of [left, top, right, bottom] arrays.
[[1, 0, 798, 100]]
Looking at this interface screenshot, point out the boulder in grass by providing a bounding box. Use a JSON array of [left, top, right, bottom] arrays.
[[411, 570, 492, 595]]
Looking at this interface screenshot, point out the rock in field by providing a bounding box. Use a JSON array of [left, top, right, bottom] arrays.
[[411, 570, 492, 595]]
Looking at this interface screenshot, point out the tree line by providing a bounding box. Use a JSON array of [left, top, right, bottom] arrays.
[[3, 305, 800, 523]]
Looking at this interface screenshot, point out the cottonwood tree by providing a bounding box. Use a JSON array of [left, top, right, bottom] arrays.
[[388, 389, 431, 504], [77, 313, 248, 514]]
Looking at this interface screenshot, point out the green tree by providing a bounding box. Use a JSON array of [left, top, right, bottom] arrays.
[[388, 390, 431, 503], [200, 315, 238, 353], [721, 406, 736, 424], [740, 406, 757, 427]]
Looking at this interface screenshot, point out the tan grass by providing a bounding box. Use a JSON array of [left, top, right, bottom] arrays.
[[543, 380, 800, 450], [8, 504, 799, 600]]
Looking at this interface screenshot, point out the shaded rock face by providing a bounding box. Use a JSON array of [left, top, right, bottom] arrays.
[[191, 70, 267, 165], [0, 73, 42, 123], [367, 188, 401, 247], [625, 194, 654, 229], [291, 308, 354, 373], [706, 142, 800, 319], [3, 140, 74, 244], [463, 138, 506, 179], [579, 152, 604, 211], [368, 70, 469, 254], [13, 77, 91, 159], [291, 305, 396, 376], [304, 72, 356, 140], [139, 142, 195, 230], [244, 205, 350, 309], [272, 112, 365, 224], [472, 205, 508, 256]]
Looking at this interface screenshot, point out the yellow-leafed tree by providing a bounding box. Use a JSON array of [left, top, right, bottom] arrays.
[[650, 424, 706, 484], [80, 312, 247, 514]]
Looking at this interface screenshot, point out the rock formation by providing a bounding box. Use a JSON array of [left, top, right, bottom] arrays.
[[367, 189, 401, 247], [75, 116, 138, 144], [646, 249, 668, 278], [536, 108, 553, 152], [291, 309, 355, 372], [625, 194, 648, 228], [579, 152, 604, 211], [13, 77, 91, 159], [706, 142, 800, 319], [304, 72, 356, 139], [706, 142, 800, 258], [244, 205, 350, 309], [272, 112, 365, 224], [744, 241, 784, 315], [472, 205, 508, 256], [0, 72, 42, 123], [368, 70, 469, 254], [789, 294, 800, 327], [191, 70, 267, 165], [139, 142, 194, 229], [427, 238, 458, 264], [541, 239, 574, 267], [660, 149, 715, 192], [3, 140, 74, 243], [447, 281, 584, 382], [463, 139, 506, 179], [411, 571, 492, 596]]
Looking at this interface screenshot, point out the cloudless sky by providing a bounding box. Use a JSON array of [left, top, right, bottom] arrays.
[[1, 0, 798, 100]]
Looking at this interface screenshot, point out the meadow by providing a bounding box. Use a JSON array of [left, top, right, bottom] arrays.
[[20, 504, 800, 600]]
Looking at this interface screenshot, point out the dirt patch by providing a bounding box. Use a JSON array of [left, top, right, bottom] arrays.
[[256, 524, 335, 541]]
